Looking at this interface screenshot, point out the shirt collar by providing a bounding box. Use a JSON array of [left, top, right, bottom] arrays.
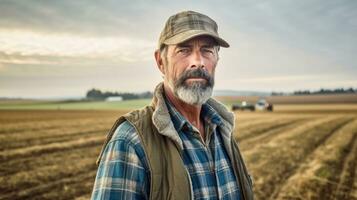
[[163, 93, 223, 132], [201, 102, 223, 126]]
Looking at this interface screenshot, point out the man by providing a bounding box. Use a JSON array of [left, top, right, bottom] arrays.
[[91, 10, 253, 200]]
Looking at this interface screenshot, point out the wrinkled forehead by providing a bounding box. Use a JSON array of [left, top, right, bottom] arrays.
[[176, 35, 218, 47]]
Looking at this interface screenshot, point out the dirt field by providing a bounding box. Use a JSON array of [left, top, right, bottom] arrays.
[[1, 105, 356, 200]]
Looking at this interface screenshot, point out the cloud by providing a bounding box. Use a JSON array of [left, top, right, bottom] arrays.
[[0, 30, 155, 64]]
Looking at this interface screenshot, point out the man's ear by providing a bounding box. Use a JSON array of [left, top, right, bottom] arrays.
[[154, 50, 165, 75]]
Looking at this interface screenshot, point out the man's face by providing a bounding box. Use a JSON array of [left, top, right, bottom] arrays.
[[161, 36, 219, 105]]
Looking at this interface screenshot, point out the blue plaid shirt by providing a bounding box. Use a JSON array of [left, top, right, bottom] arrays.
[[91, 98, 241, 199]]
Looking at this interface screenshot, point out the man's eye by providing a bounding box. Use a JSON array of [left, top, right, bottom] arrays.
[[202, 49, 214, 54], [178, 48, 190, 53]]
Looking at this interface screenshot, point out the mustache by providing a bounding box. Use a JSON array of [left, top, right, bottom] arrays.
[[175, 68, 214, 88]]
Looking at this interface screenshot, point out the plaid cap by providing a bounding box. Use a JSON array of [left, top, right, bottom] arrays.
[[158, 11, 230, 49]]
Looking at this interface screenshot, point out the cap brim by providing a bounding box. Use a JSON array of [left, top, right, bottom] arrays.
[[163, 30, 230, 48]]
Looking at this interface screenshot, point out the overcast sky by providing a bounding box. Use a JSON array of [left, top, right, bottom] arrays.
[[0, 0, 356, 98]]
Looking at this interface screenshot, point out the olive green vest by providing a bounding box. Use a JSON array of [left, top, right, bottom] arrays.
[[97, 105, 254, 200]]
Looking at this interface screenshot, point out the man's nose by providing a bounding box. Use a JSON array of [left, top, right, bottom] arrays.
[[189, 50, 205, 69]]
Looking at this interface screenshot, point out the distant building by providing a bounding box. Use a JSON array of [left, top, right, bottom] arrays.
[[106, 96, 123, 101]]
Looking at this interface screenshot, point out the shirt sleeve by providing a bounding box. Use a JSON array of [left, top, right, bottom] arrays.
[[91, 121, 150, 200]]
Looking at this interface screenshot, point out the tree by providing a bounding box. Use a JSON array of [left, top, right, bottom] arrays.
[[86, 88, 105, 100]]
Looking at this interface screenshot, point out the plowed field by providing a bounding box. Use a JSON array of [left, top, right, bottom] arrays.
[[1, 105, 356, 200]]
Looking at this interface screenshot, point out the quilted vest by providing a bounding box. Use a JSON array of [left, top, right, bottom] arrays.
[[96, 105, 254, 200]]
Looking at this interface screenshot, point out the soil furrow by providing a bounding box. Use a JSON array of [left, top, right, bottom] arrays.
[[0, 110, 121, 124], [0, 146, 99, 196], [242, 115, 338, 159], [246, 116, 353, 200], [0, 145, 101, 177], [0, 128, 108, 151], [271, 118, 357, 200], [0, 170, 96, 200], [237, 118, 307, 142], [269, 117, 354, 200], [0, 135, 105, 162], [333, 133, 357, 200], [239, 118, 310, 150], [236, 116, 288, 130], [0, 116, 114, 134]]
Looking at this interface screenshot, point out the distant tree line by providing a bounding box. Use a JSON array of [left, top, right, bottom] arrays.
[[86, 88, 153, 100], [271, 87, 357, 96]]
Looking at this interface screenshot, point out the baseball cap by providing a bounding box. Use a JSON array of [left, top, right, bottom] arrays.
[[158, 11, 230, 49]]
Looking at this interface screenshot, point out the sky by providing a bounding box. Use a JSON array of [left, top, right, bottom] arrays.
[[0, 0, 356, 98]]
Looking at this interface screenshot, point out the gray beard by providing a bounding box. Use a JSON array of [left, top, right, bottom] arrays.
[[169, 81, 213, 106], [167, 67, 215, 105]]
